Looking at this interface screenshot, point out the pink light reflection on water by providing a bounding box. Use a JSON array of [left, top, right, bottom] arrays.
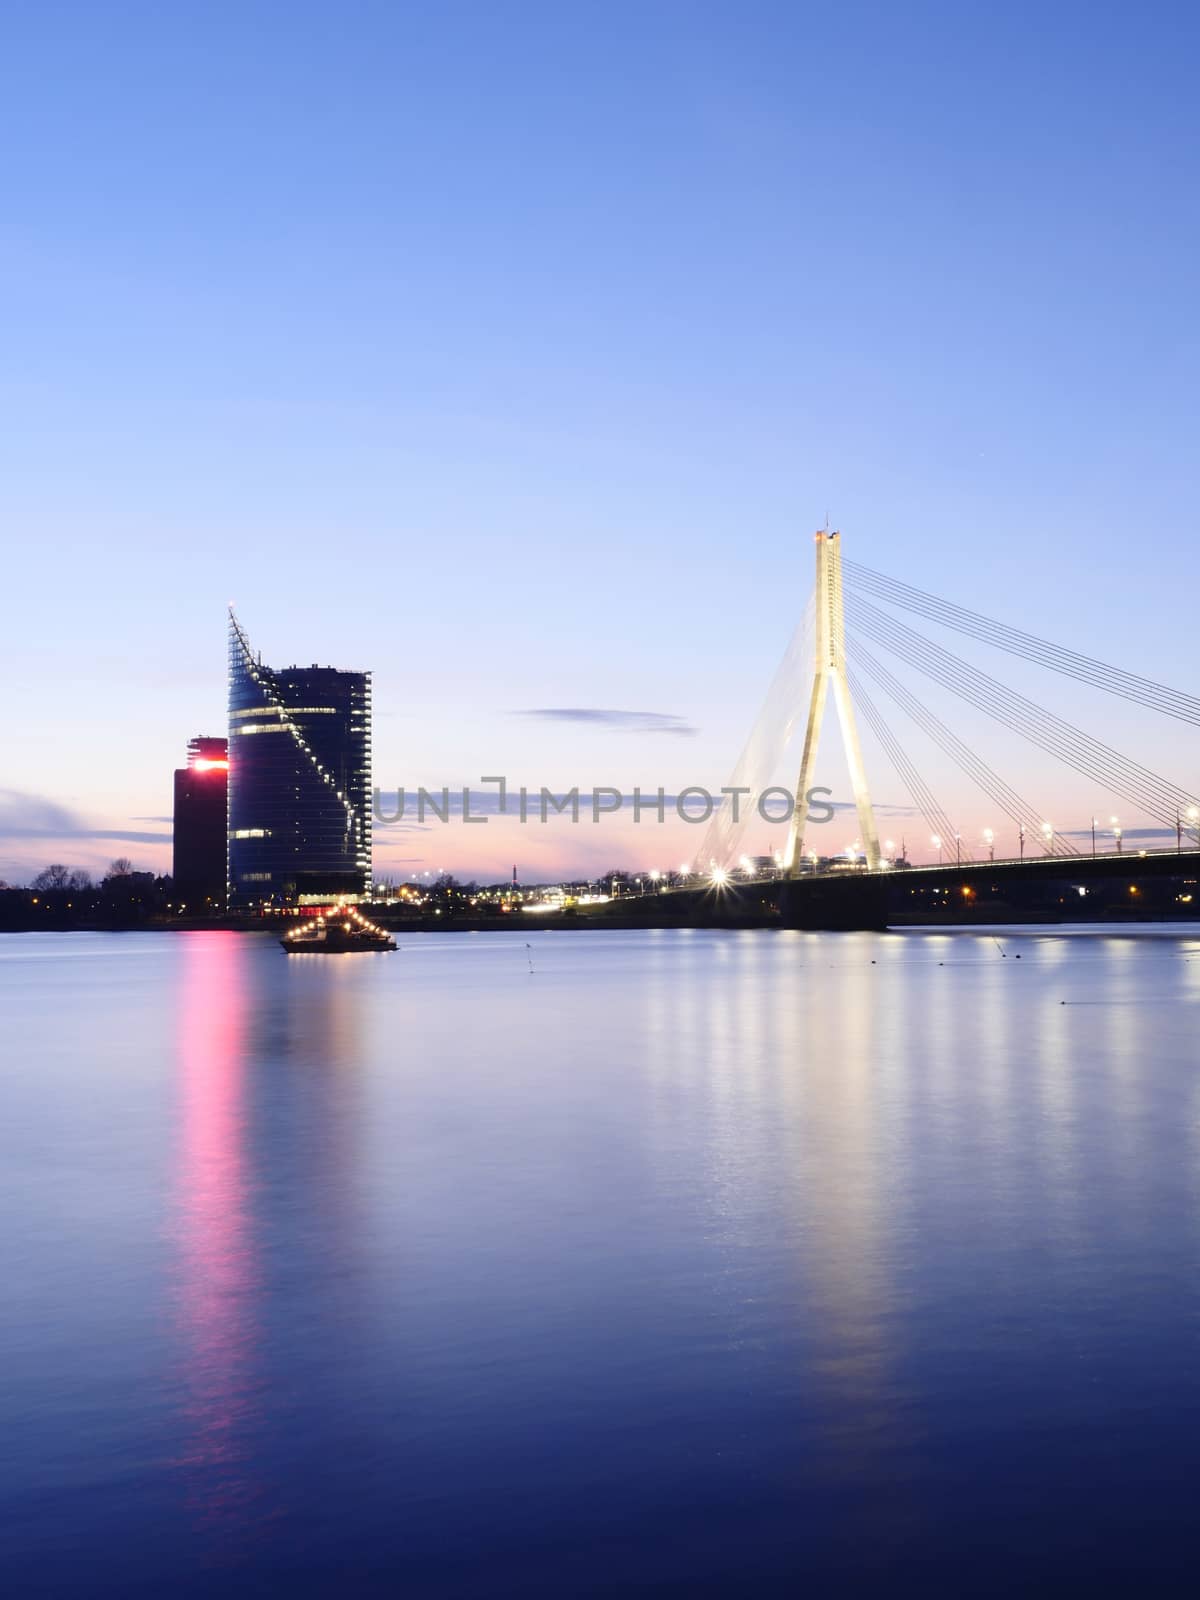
[[171, 932, 268, 1542]]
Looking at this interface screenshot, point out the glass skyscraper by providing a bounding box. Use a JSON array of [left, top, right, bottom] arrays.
[[227, 611, 372, 907]]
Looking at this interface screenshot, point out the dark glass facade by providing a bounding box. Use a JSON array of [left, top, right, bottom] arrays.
[[227, 612, 372, 906], [172, 736, 229, 907]]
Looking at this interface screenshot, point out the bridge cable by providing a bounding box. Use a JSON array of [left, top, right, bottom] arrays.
[[848, 634, 1072, 850], [848, 599, 1191, 829], [842, 558, 1200, 727], [847, 608, 1195, 834], [846, 670, 967, 858], [846, 635, 1079, 854], [846, 594, 1200, 830], [693, 597, 815, 871]]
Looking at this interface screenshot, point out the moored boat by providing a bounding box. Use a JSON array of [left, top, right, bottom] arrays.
[[281, 912, 397, 952]]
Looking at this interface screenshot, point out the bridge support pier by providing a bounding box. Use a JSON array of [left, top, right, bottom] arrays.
[[783, 531, 880, 874]]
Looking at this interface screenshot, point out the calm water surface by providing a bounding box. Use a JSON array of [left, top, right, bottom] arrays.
[[3, 927, 1200, 1595]]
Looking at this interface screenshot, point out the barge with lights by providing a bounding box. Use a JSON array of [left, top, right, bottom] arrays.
[[281, 911, 397, 952]]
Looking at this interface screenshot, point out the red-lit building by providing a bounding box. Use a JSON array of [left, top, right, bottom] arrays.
[[173, 736, 228, 908]]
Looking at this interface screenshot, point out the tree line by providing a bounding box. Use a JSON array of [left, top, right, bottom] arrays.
[[20, 857, 138, 892]]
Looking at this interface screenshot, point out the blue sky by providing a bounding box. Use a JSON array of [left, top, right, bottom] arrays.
[[1, 0, 1197, 880]]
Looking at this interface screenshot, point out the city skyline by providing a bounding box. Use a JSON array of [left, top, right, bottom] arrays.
[[1, 575, 1191, 888], [3, 2, 1198, 882], [8, 11, 1200, 1594]]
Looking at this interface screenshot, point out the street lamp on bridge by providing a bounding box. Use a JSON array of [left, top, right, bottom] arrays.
[[931, 834, 942, 865], [1042, 821, 1053, 856], [1111, 816, 1122, 854], [983, 827, 994, 862]]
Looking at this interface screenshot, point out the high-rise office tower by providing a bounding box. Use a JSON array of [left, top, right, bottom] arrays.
[[173, 736, 229, 907], [227, 610, 372, 907]]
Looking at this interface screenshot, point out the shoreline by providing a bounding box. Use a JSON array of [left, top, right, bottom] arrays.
[[3, 910, 1199, 936]]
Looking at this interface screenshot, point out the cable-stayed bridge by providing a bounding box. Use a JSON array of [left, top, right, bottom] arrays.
[[660, 530, 1200, 927]]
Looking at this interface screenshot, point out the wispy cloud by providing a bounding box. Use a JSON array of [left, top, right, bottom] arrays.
[[514, 708, 698, 737], [0, 789, 171, 846], [1061, 825, 1176, 841], [827, 799, 917, 817]]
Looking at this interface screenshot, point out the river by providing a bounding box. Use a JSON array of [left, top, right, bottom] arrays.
[[3, 927, 1199, 1594]]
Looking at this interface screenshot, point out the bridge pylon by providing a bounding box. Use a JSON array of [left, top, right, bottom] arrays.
[[783, 531, 881, 875]]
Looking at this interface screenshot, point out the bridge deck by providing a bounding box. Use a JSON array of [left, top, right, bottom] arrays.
[[618, 849, 1200, 930]]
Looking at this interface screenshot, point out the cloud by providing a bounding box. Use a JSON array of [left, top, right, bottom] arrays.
[[827, 799, 917, 817], [1060, 825, 1176, 841], [513, 709, 698, 737], [0, 789, 171, 846]]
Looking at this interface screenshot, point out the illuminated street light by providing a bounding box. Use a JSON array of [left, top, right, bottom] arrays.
[[1042, 821, 1053, 856], [931, 834, 942, 865], [1111, 815, 1122, 854], [983, 827, 994, 862]]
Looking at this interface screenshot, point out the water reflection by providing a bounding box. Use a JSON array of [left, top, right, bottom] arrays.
[[7, 926, 1200, 1592], [172, 932, 261, 1532], [642, 931, 904, 1511], [633, 927, 1200, 1562]]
